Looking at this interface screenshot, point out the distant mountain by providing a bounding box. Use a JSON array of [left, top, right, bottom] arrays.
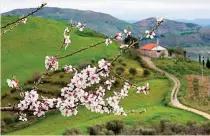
[[131, 18, 210, 47], [176, 19, 210, 27], [2, 7, 210, 47], [2, 7, 131, 36]]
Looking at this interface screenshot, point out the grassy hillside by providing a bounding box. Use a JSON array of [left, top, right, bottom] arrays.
[[1, 16, 119, 94], [1, 16, 209, 135]]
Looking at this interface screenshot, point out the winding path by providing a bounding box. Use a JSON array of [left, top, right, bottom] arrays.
[[141, 56, 210, 120]]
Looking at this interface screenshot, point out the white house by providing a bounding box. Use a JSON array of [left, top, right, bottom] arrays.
[[139, 39, 168, 58]]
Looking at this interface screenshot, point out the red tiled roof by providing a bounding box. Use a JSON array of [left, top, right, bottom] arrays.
[[140, 43, 157, 50]]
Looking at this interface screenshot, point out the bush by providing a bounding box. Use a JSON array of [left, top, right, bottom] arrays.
[[129, 67, 137, 75], [91, 59, 95, 64], [3, 116, 18, 125], [143, 69, 150, 77], [113, 79, 120, 87], [63, 128, 82, 135], [88, 124, 108, 135], [60, 74, 64, 78], [118, 59, 123, 64], [1, 93, 8, 99], [121, 63, 126, 67], [32, 72, 42, 83], [10, 89, 16, 93], [106, 120, 125, 134], [116, 66, 125, 75]]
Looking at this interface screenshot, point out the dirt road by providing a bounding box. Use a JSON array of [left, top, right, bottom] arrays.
[[141, 56, 210, 120]]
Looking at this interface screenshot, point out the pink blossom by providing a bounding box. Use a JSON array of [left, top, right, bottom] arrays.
[[115, 33, 123, 40], [124, 29, 131, 37], [45, 56, 58, 71]]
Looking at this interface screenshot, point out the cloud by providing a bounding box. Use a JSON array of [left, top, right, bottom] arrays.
[[1, 0, 210, 20]]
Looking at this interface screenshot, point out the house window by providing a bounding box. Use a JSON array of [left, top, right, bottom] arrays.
[[157, 50, 161, 53]]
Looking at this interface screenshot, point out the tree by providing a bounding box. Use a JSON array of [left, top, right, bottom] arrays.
[[199, 54, 201, 64], [206, 57, 210, 69], [202, 56, 205, 67], [124, 35, 139, 49], [1, 4, 164, 122]]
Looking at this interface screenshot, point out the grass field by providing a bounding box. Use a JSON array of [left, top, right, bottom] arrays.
[[1, 16, 209, 135]]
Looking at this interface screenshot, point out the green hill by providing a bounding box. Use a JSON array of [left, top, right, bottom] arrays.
[[1, 16, 119, 94], [1, 16, 208, 135]]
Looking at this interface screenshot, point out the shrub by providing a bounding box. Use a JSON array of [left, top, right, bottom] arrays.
[[91, 59, 95, 64], [60, 74, 64, 78], [113, 79, 120, 87], [32, 72, 42, 83], [129, 67, 137, 75], [142, 128, 157, 135], [1, 93, 8, 99], [88, 124, 107, 135], [106, 120, 125, 134], [116, 66, 125, 75], [121, 63, 126, 67], [3, 116, 18, 125], [143, 69, 150, 77], [111, 63, 115, 67], [118, 59, 123, 64], [63, 128, 82, 135]]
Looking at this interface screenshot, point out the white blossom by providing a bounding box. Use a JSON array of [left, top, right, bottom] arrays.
[[7, 79, 18, 88], [19, 113, 27, 121], [145, 30, 156, 39], [98, 59, 110, 70], [63, 65, 73, 73], [105, 38, 112, 46], [76, 22, 85, 31], [124, 29, 131, 37], [157, 17, 164, 24], [21, 18, 27, 24]]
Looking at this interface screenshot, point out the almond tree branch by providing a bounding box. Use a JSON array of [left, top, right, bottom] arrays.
[[57, 38, 114, 59], [1, 3, 47, 29]]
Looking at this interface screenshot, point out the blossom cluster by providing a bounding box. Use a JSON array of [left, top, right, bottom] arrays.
[[45, 56, 58, 71], [136, 82, 150, 95], [63, 22, 86, 50], [16, 59, 131, 120], [7, 79, 18, 88], [63, 65, 73, 73]]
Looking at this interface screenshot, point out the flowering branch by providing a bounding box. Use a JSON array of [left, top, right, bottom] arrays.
[[1, 3, 47, 29], [2, 18, 163, 122]]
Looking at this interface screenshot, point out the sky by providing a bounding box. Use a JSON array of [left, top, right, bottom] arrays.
[[1, 0, 210, 21]]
